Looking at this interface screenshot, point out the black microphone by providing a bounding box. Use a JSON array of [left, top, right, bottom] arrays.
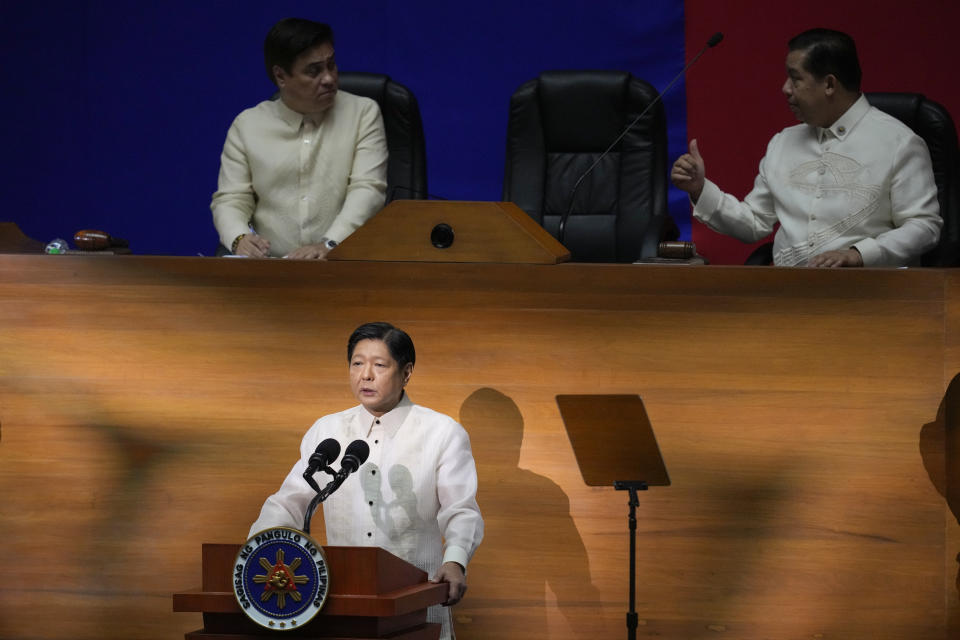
[[301, 439, 369, 533], [338, 439, 370, 476], [302, 438, 341, 492], [557, 31, 725, 246], [320, 440, 370, 498]]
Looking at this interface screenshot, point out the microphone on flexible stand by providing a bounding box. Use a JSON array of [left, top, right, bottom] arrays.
[[302, 439, 371, 534], [557, 31, 724, 247]]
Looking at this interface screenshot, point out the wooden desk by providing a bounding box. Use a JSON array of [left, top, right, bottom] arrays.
[[0, 254, 957, 639]]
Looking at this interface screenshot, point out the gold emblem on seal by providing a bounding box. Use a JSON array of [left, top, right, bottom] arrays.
[[252, 549, 310, 609]]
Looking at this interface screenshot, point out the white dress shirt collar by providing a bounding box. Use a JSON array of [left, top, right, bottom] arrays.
[[818, 93, 869, 143], [273, 97, 327, 130], [359, 392, 414, 437]]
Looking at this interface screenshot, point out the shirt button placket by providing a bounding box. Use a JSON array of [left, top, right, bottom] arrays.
[[364, 419, 382, 543], [299, 120, 313, 227]]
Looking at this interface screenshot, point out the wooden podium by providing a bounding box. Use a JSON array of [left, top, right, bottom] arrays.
[[173, 544, 448, 639], [327, 200, 570, 264]]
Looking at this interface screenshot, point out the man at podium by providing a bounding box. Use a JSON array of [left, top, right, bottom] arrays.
[[248, 322, 483, 639], [211, 18, 387, 259]]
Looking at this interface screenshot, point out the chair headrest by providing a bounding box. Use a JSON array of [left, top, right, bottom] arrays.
[[536, 70, 636, 150]]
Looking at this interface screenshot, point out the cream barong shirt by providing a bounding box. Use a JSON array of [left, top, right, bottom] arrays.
[[694, 95, 942, 266], [248, 394, 483, 639], [211, 92, 387, 257]]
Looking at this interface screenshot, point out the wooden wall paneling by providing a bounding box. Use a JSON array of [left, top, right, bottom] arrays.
[[941, 271, 960, 634], [0, 255, 954, 639]]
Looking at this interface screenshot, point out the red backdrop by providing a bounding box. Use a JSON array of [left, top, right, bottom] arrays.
[[685, 0, 960, 264]]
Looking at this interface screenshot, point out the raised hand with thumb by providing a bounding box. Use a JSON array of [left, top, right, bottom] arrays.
[[670, 138, 706, 203]]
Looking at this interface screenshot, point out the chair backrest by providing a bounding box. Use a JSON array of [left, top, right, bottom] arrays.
[[502, 70, 669, 263], [866, 92, 960, 266], [338, 72, 428, 202]]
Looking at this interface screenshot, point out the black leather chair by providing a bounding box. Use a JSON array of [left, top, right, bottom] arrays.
[[870, 93, 959, 266], [338, 72, 427, 202], [503, 70, 670, 263], [746, 92, 960, 266]]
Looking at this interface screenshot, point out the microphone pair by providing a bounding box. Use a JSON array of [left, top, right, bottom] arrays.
[[303, 438, 370, 493], [300, 438, 371, 532]]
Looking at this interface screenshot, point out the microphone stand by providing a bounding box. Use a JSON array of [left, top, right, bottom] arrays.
[[303, 440, 371, 534], [302, 466, 337, 534], [302, 465, 365, 534], [614, 480, 648, 640]]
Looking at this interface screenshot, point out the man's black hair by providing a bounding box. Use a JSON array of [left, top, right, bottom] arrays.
[[788, 28, 862, 93], [347, 322, 416, 369], [263, 18, 334, 86]]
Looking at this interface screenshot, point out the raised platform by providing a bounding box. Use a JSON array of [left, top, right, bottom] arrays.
[[0, 254, 957, 639]]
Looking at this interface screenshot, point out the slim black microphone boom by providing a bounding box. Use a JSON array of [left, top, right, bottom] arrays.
[[556, 31, 725, 247]]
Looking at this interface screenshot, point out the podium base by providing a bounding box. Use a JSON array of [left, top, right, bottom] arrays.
[[184, 621, 440, 640]]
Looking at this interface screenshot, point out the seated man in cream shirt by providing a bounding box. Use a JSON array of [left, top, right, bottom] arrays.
[[671, 28, 941, 267], [211, 18, 387, 259]]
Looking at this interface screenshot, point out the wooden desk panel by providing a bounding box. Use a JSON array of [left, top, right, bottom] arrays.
[[0, 255, 954, 639]]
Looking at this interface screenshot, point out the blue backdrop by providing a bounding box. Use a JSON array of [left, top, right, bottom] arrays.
[[1, 1, 687, 255]]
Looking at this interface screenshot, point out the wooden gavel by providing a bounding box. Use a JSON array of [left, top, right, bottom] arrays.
[[73, 230, 129, 250]]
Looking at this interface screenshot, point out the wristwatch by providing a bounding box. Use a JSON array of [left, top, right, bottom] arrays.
[[321, 237, 338, 251]]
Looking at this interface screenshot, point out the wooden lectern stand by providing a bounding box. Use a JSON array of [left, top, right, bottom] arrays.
[[173, 544, 448, 639], [327, 200, 570, 264]]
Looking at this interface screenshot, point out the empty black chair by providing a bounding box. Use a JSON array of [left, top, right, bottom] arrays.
[[503, 70, 670, 263]]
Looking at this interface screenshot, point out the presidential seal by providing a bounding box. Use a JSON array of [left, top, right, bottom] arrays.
[[234, 527, 329, 630]]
